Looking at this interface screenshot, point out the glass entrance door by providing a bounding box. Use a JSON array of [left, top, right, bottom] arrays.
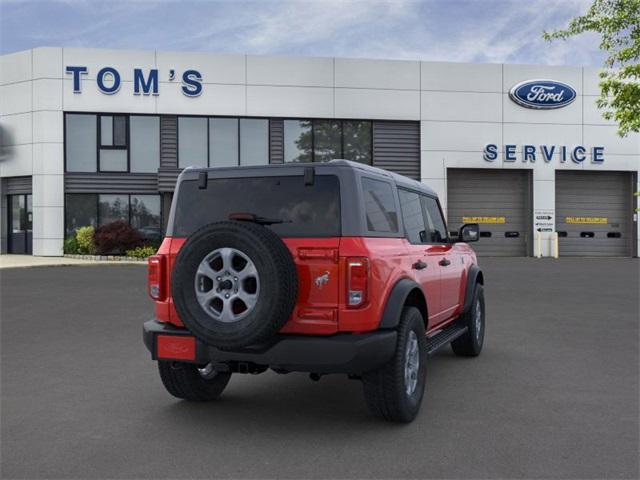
[[8, 194, 32, 254]]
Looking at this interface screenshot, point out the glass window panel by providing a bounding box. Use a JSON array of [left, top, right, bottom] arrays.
[[343, 121, 372, 164], [113, 116, 127, 146], [209, 118, 238, 167], [100, 149, 127, 171], [10, 195, 24, 233], [313, 120, 341, 163], [131, 195, 162, 243], [284, 120, 312, 163], [399, 189, 426, 244], [240, 119, 268, 166], [98, 195, 129, 226], [130, 116, 160, 173], [178, 117, 208, 168], [361, 177, 398, 233], [65, 194, 97, 236], [421, 196, 448, 243], [174, 176, 340, 238], [26, 195, 32, 231], [100, 116, 113, 146], [65, 114, 97, 172]]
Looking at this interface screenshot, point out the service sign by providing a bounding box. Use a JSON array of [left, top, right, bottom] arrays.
[[483, 144, 605, 164], [534, 209, 554, 232], [509, 79, 577, 109]]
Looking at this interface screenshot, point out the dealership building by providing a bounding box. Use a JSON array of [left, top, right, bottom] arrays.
[[0, 47, 638, 257]]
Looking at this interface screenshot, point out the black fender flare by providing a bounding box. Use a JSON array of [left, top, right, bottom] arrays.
[[462, 264, 484, 314], [378, 278, 427, 329]]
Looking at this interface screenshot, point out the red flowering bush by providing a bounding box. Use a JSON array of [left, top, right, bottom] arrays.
[[94, 220, 143, 255]]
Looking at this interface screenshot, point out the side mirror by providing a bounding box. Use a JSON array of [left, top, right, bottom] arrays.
[[458, 223, 480, 243]]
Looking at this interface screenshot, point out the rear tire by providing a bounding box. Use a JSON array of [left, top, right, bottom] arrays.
[[158, 361, 231, 401], [451, 284, 485, 357], [362, 307, 427, 423]]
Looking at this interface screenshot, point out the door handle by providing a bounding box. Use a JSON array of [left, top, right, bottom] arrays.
[[412, 260, 427, 270], [439, 258, 451, 267]]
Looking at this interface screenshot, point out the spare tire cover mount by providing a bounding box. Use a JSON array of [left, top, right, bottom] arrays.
[[194, 247, 260, 323]]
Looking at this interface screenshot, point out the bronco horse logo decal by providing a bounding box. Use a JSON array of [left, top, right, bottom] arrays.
[[315, 271, 330, 289]]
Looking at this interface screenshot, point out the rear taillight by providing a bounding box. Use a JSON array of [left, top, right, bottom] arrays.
[[148, 255, 166, 301], [346, 257, 369, 308]]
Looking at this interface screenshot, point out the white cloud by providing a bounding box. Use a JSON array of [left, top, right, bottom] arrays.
[[0, 0, 606, 67]]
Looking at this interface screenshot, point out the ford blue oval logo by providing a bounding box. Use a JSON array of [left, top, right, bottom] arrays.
[[509, 79, 577, 109]]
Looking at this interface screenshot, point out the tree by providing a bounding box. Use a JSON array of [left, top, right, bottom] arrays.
[[288, 120, 372, 164], [543, 0, 640, 136]]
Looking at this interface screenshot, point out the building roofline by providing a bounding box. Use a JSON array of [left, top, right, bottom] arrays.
[[0, 46, 600, 70]]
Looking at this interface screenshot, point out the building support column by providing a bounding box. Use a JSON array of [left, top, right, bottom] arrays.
[[0, 179, 7, 254], [635, 172, 639, 257], [32, 112, 65, 256], [532, 168, 555, 258]]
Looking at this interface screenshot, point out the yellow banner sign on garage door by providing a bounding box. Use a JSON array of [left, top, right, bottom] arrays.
[[565, 217, 608, 224], [462, 216, 506, 224]]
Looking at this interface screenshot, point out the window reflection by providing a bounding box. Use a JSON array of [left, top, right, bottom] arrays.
[[284, 119, 372, 164], [284, 120, 312, 163], [343, 121, 371, 164], [240, 119, 269, 166], [178, 117, 208, 168], [131, 195, 162, 242], [210, 118, 239, 167], [130, 116, 160, 173], [65, 194, 98, 236], [98, 195, 129, 225], [313, 120, 342, 163], [65, 114, 97, 172]]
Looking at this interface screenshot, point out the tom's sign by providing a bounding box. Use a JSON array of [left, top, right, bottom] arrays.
[[65, 66, 203, 97], [509, 79, 576, 109]]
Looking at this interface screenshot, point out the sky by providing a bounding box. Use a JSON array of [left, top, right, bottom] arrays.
[[0, 0, 605, 66]]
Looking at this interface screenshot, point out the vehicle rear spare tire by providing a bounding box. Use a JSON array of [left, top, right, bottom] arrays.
[[172, 221, 298, 349]]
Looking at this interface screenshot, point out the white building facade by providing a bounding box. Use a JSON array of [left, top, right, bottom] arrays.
[[1, 47, 638, 257]]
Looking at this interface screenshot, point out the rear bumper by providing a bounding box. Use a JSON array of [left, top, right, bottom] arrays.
[[143, 319, 397, 374]]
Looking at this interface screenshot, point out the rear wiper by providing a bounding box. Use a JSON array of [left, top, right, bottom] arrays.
[[228, 212, 291, 225]]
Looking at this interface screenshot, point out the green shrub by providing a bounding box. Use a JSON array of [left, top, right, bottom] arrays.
[[64, 236, 79, 254], [125, 245, 157, 258], [76, 226, 97, 255]]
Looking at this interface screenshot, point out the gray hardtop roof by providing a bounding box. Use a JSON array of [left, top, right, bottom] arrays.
[[179, 159, 436, 197]]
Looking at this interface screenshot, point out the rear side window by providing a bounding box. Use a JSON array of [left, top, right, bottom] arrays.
[[173, 175, 340, 237], [398, 189, 426, 244], [421, 196, 448, 243], [361, 177, 398, 233]]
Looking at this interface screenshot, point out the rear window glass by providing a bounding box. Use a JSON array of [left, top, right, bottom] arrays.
[[173, 175, 341, 237]]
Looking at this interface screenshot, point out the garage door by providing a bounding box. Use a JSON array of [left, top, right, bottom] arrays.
[[447, 169, 531, 256], [556, 171, 633, 256]]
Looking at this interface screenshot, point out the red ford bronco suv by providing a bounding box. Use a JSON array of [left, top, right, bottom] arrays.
[[143, 160, 484, 422]]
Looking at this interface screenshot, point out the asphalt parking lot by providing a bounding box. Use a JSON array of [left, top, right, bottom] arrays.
[[1, 258, 638, 479]]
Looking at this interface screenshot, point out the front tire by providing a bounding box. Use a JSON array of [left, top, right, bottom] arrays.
[[451, 283, 485, 357], [362, 307, 427, 423], [158, 361, 231, 401]]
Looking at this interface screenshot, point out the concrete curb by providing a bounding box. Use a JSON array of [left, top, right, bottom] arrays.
[[0, 254, 147, 270], [64, 254, 147, 263]]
